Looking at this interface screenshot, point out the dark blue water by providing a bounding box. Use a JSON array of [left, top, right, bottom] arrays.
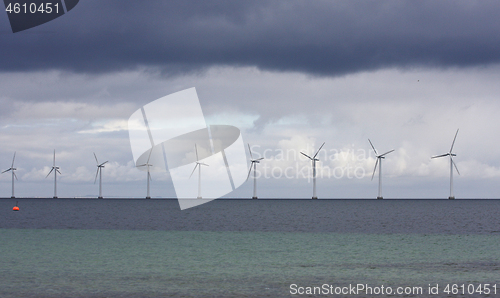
[[1, 199, 499, 234], [1, 199, 499, 297]]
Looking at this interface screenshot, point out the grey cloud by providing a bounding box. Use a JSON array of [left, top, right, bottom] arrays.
[[1, 0, 500, 76]]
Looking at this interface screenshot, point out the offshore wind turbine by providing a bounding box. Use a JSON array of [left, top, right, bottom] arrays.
[[432, 129, 460, 200], [2, 152, 18, 198], [368, 139, 394, 200], [301, 142, 325, 199], [189, 144, 208, 199], [94, 153, 108, 199], [247, 143, 264, 199], [45, 150, 61, 198], [137, 148, 153, 199]]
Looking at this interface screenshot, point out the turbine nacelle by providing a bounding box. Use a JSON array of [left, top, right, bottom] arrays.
[[46, 166, 61, 178], [3, 153, 17, 174], [2, 167, 17, 174], [93, 153, 108, 184], [46, 150, 61, 178], [246, 158, 264, 180], [94, 153, 108, 167], [431, 152, 456, 158], [369, 139, 394, 180], [431, 129, 460, 176], [300, 142, 325, 163], [2, 153, 18, 177], [248, 144, 264, 164], [137, 148, 154, 176], [189, 144, 209, 179]]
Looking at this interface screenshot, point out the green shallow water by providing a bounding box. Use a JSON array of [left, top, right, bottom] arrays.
[[1, 229, 499, 297]]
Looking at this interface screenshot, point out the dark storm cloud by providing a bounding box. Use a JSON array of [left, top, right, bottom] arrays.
[[1, 0, 500, 76]]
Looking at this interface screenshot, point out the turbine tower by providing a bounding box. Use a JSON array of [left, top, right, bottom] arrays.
[[2, 152, 18, 198], [432, 129, 460, 200], [137, 148, 153, 199], [94, 153, 108, 199], [246, 143, 264, 199], [301, 142, 325, 199], [189, 144, 208, 199], [368, 139, 394, 200], [45, 150, 61, 198]]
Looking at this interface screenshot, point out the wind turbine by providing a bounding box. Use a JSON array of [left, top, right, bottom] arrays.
[[45, 150, 61, 198], [247, 144, 264, 199], [368, 139, 395, 200], [137, 148, 153, 199], [301, 142, 325, 199], [432, 129, 460, 200], [2, 152, 18, 198], [94, 153, 108, 199], [189, 144, 208, 199]]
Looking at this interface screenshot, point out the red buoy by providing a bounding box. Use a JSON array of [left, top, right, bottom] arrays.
[[13, 206, 19, 211]]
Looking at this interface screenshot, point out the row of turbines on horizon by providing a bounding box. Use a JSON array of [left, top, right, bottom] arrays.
[[2, 129, 460, 200], [2, 150, 109, 199], [247, 129, 460, 200]]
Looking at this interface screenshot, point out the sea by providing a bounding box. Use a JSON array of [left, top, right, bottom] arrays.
[[1, 198, 499, 298]]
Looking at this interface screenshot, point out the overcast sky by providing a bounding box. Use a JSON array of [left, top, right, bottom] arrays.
[[1, 0, 500, 200]]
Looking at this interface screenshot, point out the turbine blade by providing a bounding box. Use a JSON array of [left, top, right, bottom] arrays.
[[12, 152, 16, 168], [313, 142, 325, 159], [148, 172, 153, 181], [194, 144, 199, 161], [189, 164, 199, 178], [256, 157, 264, 161], [99, 161, 108, 167], [368, 139, 378, 155], [2, 169, 10, 174], [300, 152, 313, 160], [146, 148, 153, 163], [248, 143, 254, 159], [137, 164, 147, 167], [45, 168, 54, 178], [371, 158, 379, 181], [431, 153, 449, 159], [451, 157, 460, 175], [450, 128, 459, 153], [13, 172, 18, 180], [94, 168, 99, 184], [246, 163, 253, 181], [56, 169, 61, 175], [200, 163, 209, 166], [379, 149, 395, 157], [93, 152, 99, 164]]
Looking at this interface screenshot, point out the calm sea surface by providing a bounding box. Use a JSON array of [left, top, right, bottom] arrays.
[[1, 199, 499, 297]]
